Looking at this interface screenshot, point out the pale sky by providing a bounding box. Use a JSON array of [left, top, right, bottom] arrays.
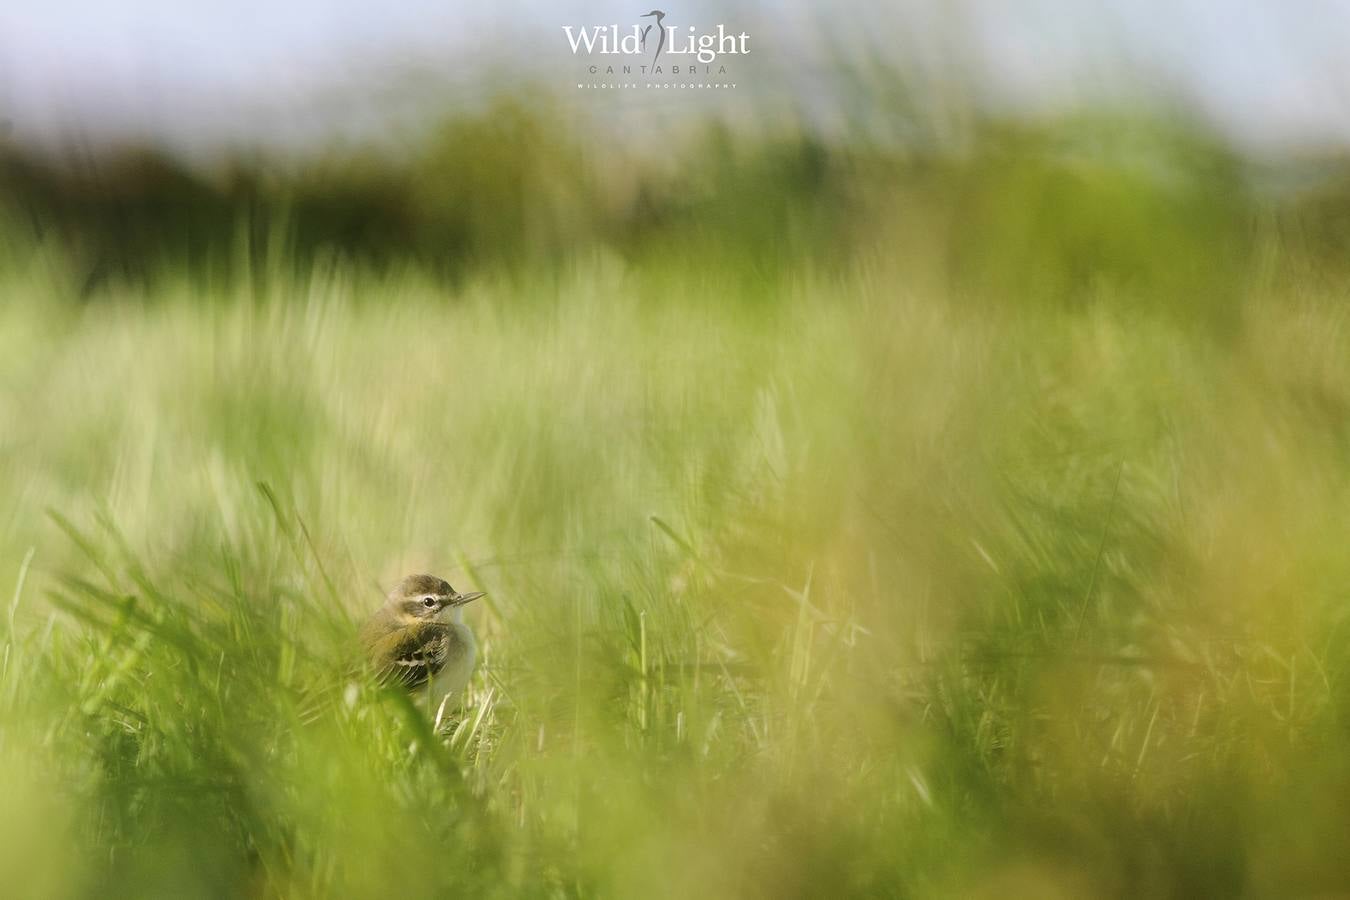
[[1, 0, 1347, 158]]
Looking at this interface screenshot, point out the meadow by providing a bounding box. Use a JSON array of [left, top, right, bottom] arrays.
[[1, 108, 1349, 897]]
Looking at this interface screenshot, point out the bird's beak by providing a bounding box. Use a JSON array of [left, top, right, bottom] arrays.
[[449, 591, 485, 607]]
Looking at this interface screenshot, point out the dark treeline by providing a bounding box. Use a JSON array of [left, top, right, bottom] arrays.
[[3, 97, 1350, 307]]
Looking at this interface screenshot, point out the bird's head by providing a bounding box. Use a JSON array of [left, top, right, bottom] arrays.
[[387, 573, 484, 625], [641, 9, 665, 20]]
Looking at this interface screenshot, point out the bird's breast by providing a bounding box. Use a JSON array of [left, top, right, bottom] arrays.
[[425, 623, 477, 703]]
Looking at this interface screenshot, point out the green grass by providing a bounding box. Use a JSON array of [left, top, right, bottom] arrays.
[[3, 121, 1350, 897]]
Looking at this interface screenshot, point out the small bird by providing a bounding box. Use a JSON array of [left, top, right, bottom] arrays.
[[360, 574, 485, 709]]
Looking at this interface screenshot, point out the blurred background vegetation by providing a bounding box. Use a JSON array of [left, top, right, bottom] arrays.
[[2, 42, 1350, 899], [5, 97, 1350, 306]]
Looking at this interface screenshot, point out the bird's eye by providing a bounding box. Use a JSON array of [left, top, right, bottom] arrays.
[[422, 597, 437, 608]]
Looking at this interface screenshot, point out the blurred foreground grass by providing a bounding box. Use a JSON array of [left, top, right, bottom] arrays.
[[1, 109, 1350, 897]]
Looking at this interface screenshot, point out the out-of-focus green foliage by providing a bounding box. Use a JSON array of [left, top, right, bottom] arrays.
[[2, 93, 1350, 898], [6, 96, 1350, 305], [940, 120, 1252, 322]]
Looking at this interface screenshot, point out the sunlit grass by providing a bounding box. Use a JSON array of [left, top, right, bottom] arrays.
[[2, 101, 1350, 895], [0, 240, 1347, 898]]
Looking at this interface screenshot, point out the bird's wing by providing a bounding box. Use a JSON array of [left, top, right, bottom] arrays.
[[368, 622, 451, 690]]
